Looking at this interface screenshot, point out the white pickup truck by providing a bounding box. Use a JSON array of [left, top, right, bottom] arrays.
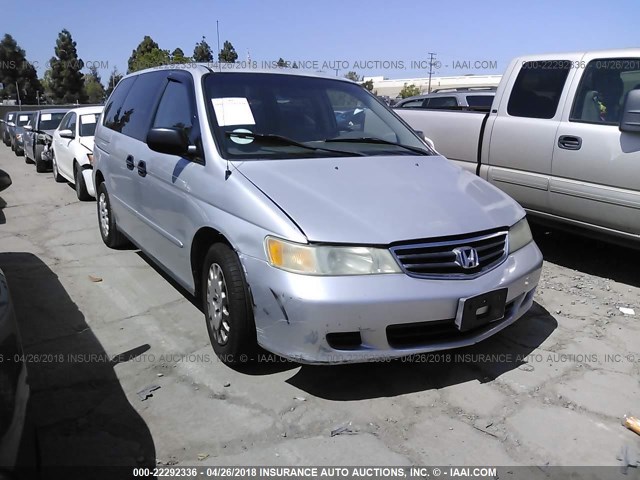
[[397, 49, 640, 245]]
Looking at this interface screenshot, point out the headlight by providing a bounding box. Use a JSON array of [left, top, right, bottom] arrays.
[[508, 218, 533, 254], [265, 237, 401, 275]]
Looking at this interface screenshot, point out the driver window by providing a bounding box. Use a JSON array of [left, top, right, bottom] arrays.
[[152, 80, 194, 138], [570, 58, 640, 125], [67, 114, 77, 136]]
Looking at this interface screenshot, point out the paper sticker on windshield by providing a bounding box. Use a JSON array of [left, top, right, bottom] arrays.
[[19, 115, 28, 121], [41, 113, 52, 121], [81, 114, 97, 124], [211, 98, 255, 127]]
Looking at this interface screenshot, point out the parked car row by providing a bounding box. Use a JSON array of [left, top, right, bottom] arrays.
[[0, 106, 104, 201]]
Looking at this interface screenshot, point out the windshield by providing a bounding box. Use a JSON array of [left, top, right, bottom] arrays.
[[17, 114, 33, 126], [79, 113, 99, 137], [204, 73, 433, 159], [39, 112, 67, 130]]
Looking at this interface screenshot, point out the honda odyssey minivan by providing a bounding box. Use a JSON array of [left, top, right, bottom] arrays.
[[93, 65, 542, 364]]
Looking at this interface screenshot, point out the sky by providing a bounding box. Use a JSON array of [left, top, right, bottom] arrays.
[[3, 0, 640, 81]]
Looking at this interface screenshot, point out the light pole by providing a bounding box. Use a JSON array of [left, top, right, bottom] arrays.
[[15, 81, 21, 110], [427, 52, 437, 94]]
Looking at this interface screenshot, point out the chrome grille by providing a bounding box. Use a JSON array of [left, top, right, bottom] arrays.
[[390, 231, 508, 278]]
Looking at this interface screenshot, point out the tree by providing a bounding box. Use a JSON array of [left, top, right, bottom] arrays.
[[344, 71, 360, 82], [0, 34, 42, 104], [399, 83, 420, 98], [171, 48, 191, 64], [218, 40, 238, 63], [105, 67, 123, 98], [129, 49, 170, 72], [193, 37, 213, 62], [127, 36, 169, 73], [83, 64, 104, 104], [276, 57, 287, 68], [361, 79, 374, 92], [48, 29, 85, 104]]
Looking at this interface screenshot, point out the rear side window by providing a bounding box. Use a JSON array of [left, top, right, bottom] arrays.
[[466, 95, 494, 108], [426, 96, 458, 109], [399, 99, 425, 108], [507, 61, 571, 119], [103, 76, 136, 132], [117, 71, 167, 141]]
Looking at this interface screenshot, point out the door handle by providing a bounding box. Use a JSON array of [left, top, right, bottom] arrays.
[[558, 135, 582, 150], [125, 155, 135, 170], [137, 160, 147, 177]]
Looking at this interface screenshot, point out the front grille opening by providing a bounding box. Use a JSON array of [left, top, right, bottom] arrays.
[[391, 231, 508, 278], [326, 331, 362, 350], [386, 300, 516, 348]]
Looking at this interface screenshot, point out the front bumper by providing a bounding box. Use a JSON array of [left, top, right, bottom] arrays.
[[81, 167, 96, 197], [240, 241, 543, 364]]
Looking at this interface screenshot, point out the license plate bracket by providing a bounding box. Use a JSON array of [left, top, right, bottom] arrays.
[[455, 288, 508, 332]]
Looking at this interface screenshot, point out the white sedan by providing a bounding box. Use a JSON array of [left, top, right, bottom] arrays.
[[52, 106, 104, 200]]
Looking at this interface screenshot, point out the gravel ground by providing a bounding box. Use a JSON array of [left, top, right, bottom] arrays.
[[1, 145, 639, 472]]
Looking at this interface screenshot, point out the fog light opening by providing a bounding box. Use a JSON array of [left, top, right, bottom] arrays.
[[326, 331, 362, 350]]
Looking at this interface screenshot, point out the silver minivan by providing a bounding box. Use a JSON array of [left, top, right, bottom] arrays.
[[93, 66, 543, 365]]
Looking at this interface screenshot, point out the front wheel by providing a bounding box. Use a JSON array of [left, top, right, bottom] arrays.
[[35, 152, 47, 173], [202, 243, 257, 365], [74, 164, 92, 201], [52, 151, 65, 183], [96, 182, 128, 248]]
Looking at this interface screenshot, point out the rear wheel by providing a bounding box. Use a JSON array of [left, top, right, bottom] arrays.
[[202, 243, 257, 365], [74, 163, 92, 201], [96, 182, 127, 248], [52, 151, 65, 183]]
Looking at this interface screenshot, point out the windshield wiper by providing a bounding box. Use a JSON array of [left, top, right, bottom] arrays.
[[323, 136, 431, 156], [224, 131, 365, 156]]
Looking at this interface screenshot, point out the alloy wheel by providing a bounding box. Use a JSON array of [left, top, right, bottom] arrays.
[[206, 263, 230, 345]]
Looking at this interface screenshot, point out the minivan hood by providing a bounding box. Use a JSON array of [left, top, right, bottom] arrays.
[[236, 155, 524, 244]]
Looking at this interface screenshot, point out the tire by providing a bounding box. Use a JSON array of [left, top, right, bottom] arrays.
[[52, 151, 65, 183], [202, 243, 257, 365], [74, 163, 92, 201], [35, 154, 47, 173], [96, 182, 127, 248]]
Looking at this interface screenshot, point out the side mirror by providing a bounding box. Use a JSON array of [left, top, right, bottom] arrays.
[[59, 129, 74, 139], [0, 169, 12, 193], [415, 129, 436, 150], [620, 89, 640, 133], [147, 128, 192, 156]]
